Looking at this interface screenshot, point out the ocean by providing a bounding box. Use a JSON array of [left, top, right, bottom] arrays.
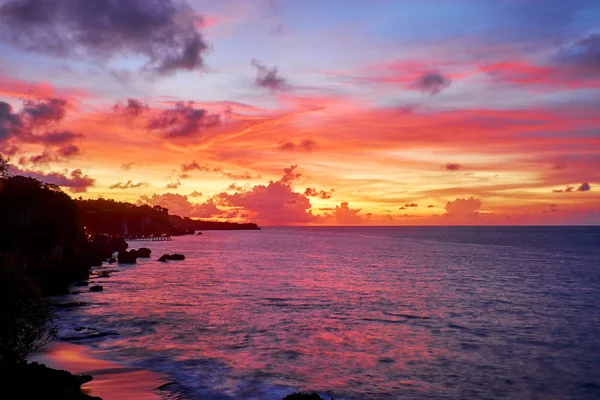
[[53, 226, 600, 399]]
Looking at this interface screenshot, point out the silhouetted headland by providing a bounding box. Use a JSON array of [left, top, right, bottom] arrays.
[[0, 167, 264, 399]]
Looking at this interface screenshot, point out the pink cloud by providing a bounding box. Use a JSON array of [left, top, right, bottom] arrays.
[[8, 165, 95, 192]]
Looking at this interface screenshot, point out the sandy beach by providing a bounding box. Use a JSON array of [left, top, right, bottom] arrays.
[[29, 341, 169, 400]]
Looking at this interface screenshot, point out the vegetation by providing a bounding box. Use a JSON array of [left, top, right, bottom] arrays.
[[0, 175, 90, 294], [0, 256, 56, 366], [170, 214, 260, 231], [77, 198, 260, 236], [77, 198, 172, 236]]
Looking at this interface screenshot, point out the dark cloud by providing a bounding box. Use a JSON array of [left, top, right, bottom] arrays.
[[555, 34, 600, 75], [304, 188, 334, 199], [281, 165, 301, 185], [19, 143, 80, 165], [277, 139, 316, 152], [0, 101, 24, 139], [8, 165, 95, 192], [0, 99, 81, 151], [166, 180, 181, 189], [553, 186, 579, 193], [427, 205, 435, 208], [33, 130, 82, 146], [251, 58, 287, 92], [413, 71, 451, 94], [114, 98, 149, 117], [0, 0, 209, 75], [577, 182, 591, 192], [21, 98, 67, 126], [147, 102, 220, 138], [120, 162, 136, 170], [21, 151, 56, 165], [180, 161, 259, 180], [110, 180, 149, 189], [181, 161, 205, 172], [189, 190, 202, 197], [222, 171, 260, 180], [227, 183, 245, 192], [552, 162, 567, 170], [405, 203, 418, 208], [445, 162, 462, 171]]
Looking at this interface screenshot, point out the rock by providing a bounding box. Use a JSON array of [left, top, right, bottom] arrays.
[[1, 362, 102, 400], [117, 250, 138, 264], [136, 247, 152, 258], [282, 393, 325, 400], [89, 285, 103, 292], [167, 254, 185, 261], [55, 302, 87, 309], [107, 257, 116, 264], [197, 232, 203, 235], [96, 271, 110, 278], [158, 254, 169, 262]]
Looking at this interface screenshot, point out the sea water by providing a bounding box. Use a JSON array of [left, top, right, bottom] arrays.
[[54, 226, 600, 399]]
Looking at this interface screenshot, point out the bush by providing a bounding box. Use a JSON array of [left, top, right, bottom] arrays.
[[0, 256, 57, 366]]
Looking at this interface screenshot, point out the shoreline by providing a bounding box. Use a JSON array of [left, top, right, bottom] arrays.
[[29, 341, 170, 400]]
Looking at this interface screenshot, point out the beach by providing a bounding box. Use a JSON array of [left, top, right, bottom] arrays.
[[29, 342, 168, 400]]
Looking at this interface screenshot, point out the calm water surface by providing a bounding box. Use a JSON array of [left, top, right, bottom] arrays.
[[55, 227, 600, 399]]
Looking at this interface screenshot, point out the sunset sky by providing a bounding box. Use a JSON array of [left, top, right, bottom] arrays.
[[1, 0, 599, 225]]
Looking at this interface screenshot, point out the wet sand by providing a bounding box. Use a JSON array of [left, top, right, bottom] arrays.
[[29, 341, 169, 400]]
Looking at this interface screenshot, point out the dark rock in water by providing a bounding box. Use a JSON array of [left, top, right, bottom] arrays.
[[1, 362, 102, 399], [282, 393, 325, 400], [117, 250, 138, 264], [89, 285, 103, 292], [96, 271, 110, 278], [55, 301, 87, 309], [136, 247, 152, 258], [157, 253, 185, 261], [197, 232, 203, 235], [107, 257, 116, 264]]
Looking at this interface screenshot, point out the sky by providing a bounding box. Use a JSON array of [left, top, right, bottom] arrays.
[[1, 0, 599, 225]]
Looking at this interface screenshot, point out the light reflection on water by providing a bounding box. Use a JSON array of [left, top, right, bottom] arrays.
[[57, 227, 600, 399]]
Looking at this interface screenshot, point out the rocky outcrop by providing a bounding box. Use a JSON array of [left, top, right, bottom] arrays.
[[1, 362, 102, 399], [89, 285, 103, 292], [282, 393, 325, 400], [136, 248, 152, 258], [158, 254, 185, 262], [117, 250, 138, 264]]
